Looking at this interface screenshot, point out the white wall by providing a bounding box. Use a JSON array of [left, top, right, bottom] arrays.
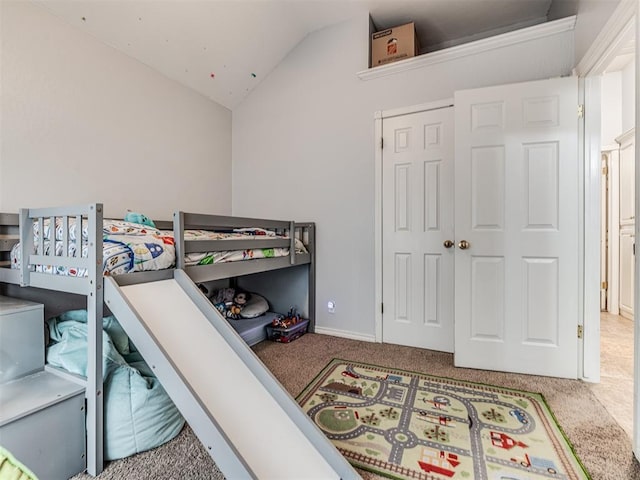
[[601, 59, 636, 143], [602, 71, 623, 145], [232, 15, 575, 338], [0, 1, 232, 221], [621, 58, 636, 133]]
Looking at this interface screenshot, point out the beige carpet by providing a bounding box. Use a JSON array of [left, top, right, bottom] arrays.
[[75, 333, 640, 479]]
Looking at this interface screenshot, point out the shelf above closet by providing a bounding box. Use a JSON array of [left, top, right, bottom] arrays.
[[357, 15, 576, 81]]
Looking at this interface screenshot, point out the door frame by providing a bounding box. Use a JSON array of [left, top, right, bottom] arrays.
[[374, 98, 454, 342], [563, 0, 637, 453]]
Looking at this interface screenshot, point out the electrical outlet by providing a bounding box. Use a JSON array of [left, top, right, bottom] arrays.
[[327, 301, 336, 314]]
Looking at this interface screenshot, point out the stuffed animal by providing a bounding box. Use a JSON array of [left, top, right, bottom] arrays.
[[211, 287, 235, 305], [211, 288, 252, 320], [233, 291, 250, 307], [225, 290, 251, 320], [124, 211, 156, 228]]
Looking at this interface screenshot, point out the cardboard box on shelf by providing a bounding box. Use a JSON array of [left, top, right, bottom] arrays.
[[371, 22, 419, 67]]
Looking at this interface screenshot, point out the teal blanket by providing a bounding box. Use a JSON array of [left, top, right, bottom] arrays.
[[46, 310, 184, 461]]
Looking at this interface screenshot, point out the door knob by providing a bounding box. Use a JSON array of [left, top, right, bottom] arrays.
[[443, 240, 454, 249], [458, 240, 470, 250]]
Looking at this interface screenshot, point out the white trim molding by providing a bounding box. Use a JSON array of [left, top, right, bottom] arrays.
[[575, 0, 636, 76], [580, 75, 602, 383], [358, 16, 576, 80], [314, 326, 377, 343], [616, 127, 636, 146], [374, 112, 383, 343], [635, 1, 640, 457], [375, 98, 454, 120]]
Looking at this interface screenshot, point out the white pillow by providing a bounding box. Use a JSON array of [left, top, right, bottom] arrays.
[[240, 293, 269, 318]]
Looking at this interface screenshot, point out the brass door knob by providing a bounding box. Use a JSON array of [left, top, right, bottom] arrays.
[[458, 240, 470, 250], [443, 240, 454, 249]]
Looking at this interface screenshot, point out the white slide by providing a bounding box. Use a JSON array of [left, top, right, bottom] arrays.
[[104, 270, 358, 479]]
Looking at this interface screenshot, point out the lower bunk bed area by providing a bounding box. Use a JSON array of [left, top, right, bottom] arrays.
[[198, 282, 311, 346]]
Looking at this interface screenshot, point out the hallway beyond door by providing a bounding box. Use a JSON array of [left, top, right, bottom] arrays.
[[590, 312, 634, 438]]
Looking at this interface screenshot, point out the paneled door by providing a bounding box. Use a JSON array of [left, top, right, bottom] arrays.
[[382, 106, 455, 352], [454, 77, 580, 378], [601, 153, 608, 311], [617, 129, 635, 320]]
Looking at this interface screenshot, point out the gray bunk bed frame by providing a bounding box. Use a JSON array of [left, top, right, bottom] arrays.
[[0, 203, 317, 477]]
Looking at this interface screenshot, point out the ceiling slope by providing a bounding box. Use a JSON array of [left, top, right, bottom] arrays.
[[35, 0, 573, 110]]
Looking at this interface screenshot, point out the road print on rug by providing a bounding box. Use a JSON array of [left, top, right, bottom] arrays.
[[298, 359, 589, 480]]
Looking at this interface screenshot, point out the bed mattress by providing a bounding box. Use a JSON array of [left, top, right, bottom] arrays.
[[227, 312, 281, 346]]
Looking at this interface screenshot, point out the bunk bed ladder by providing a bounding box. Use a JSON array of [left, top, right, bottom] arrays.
[[19, 204, 105, 476]]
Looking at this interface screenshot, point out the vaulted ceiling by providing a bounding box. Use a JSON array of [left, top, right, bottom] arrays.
[[35, 0, 577, 110]]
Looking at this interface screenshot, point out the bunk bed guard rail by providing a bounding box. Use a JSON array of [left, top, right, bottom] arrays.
[[173, 211, 315, 283]]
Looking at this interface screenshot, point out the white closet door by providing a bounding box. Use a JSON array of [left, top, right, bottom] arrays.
[[382, 107, 455, 352], [454, 76, 580, 378]]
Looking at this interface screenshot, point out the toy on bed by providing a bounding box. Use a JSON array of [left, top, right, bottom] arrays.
[[210, 287, 269, 320], [205, 287, 277, 346], [124, 210, 156, 228], [211, 287, 245, 319]]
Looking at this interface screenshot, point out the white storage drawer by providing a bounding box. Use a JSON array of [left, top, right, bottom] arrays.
[[0, 371, 86, 479], [0, 295, 44, 383]]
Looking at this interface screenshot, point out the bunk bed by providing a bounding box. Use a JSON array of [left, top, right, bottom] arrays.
[[0, 203, 317, 477]]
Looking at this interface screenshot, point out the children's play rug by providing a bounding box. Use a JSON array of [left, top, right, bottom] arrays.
[[298, 359, 589, 480]]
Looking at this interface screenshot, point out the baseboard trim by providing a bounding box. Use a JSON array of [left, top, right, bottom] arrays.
[[313, 326, 377, 343]]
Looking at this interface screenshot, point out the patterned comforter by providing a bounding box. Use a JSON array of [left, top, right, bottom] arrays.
[[180, 227, 307, 266], [11, 219, 175, 276]]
